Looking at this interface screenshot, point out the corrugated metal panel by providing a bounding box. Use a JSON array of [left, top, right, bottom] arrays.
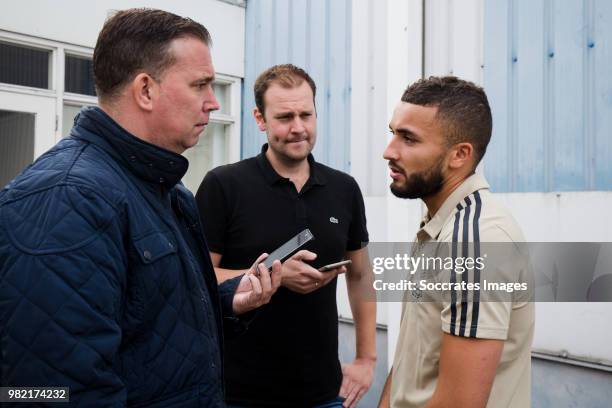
[[484, 0, 612, 192], [593, 1, 612, 190], [242, 0, 351, 171], [424, 0, 484, 83], [350, 0, 392, 197]]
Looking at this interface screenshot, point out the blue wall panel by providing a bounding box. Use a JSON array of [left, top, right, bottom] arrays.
[[553, 0, 586, 190], [484, 0, 512, 192], [289, 1, 309, 67], [515, 0, 545, 191], [484, 0, 612, 192], [593, 0, 612, 189], [242, 0, 351, 172]]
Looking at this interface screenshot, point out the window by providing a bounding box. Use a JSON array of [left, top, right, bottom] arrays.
[[0, 33, 241, 194], [63, 104, 96, 137], [0, 41, 51, 89], [182, 122, 229, 193], [0, 110, 35, 186], [62, 53, 97, 138], [213, 82, 230, 114], [64, 54, 96, 96], [62, 54, 97, 136], [181, 79, 239, 194]]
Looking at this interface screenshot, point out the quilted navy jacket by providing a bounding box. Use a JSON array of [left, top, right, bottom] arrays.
[[0, 107, 241, 407]]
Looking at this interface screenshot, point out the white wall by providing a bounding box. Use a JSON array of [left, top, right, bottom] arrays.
[[497, 191, 612, 365], [344, 0, 429, 363], [0, 0, 245, 78], [336, 0, 425, 333], [344, 0, 612, 370]]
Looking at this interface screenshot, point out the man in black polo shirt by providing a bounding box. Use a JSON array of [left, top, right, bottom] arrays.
[[195, 64, 376, 408]]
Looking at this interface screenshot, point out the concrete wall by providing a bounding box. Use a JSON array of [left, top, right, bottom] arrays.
[[532, 357, 612, 407]]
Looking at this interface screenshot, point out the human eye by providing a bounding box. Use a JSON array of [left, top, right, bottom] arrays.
[[402, 135, 416, 144], [193, 80, 211, 90], [395, 130, 416, 144]]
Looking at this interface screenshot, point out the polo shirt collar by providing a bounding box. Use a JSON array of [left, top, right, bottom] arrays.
[[419, 173, 490, 241], [255, 143, 327, 186]]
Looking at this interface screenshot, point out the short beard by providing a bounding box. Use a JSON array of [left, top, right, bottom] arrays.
[[390, 157, 444, 199]]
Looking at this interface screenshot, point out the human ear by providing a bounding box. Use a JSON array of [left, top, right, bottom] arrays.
[[448, 142, 474, 170], [253, 107, 266, 131], [131, 73, 156, 112]]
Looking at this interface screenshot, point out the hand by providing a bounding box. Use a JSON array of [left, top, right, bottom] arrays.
[[281, 250, 347, 294], [232, 253, 282, 315], [340, 358, 376, 408]]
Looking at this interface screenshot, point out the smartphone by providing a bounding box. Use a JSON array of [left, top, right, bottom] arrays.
[[319, 259, 352, 272], [260, 228, 315, 271]]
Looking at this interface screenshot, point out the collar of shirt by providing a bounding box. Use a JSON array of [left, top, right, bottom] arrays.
[[255, 143, 327, 187], [417, 173, 490, 242], [72, 107, 189, 190]]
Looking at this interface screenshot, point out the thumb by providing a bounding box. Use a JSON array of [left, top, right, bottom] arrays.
[[249, 252, 269, 275], [292, 249, 317, 262], [336, 266, 348, 275]]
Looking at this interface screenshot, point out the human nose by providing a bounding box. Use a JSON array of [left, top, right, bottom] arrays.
[[291, 117, 306, 134], [383, 136, 398, 161], [204, 86, 220, 112]]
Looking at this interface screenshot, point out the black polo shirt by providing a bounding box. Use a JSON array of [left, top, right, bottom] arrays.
[[195, 144, 369, 407]]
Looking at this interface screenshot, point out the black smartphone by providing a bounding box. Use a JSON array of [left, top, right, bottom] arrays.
[[260, 228, 315, 271]]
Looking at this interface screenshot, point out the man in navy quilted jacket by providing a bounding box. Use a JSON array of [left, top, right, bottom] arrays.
[[0, 8, 281, 407]]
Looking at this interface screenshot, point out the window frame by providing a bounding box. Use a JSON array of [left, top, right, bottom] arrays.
[[64, 50, 97, 97], [209, 73, 241, 165], [0, 30, 242, 167], [0, 31, 57, 97]]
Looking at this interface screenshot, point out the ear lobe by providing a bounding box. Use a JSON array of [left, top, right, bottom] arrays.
[[253, 107, 266, 131], [132, 73, 155, 112]]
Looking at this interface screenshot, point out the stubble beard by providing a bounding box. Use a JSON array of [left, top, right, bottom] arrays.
[[390, 157, 445, 199], [269, 137, 314, 165]]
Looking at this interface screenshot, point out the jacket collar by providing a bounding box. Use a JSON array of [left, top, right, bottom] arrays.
[[418, 173, 490, 241], [71, 107, 188, 189], [255, 143, 327, 186]]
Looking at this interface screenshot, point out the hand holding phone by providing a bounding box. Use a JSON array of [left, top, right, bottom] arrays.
[[260, 229, 315, 271], [282, 251, 342, 294]]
